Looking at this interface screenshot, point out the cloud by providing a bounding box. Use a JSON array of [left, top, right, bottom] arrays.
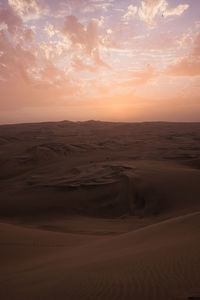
[[193, 33, 200, 56], [0, 3, 22, 35], [0, 2, 37, 83], [39, 38, 71, 61], [22, 27, 35, 43], [62, 16, 86, 48], [138, 0, 189, 27], [62, 15, 111, 69], [0, 29, 36, 82], [35, 61, 70, 87], [8, 0, 41, 20], [138, 0, 167, 26], [167, 33, 200, 77], [177, 32, 194, 49], [123, 5, 138, 22], [72, 56, 96, 72], [44, 23, 57, 38], [81, 0, 114, 13], [0, 2, 78, 102], [0, 18, 73, 93], [93, 48, 111, 69], [0, 2, 36, 45], [47, 0, 113, 17], [167, 57, 200, 77], [163, 4, 189, 17], [0, 35, 79, 111], [0, 8, 80, 113], [121, 64, 156, 87], [62, 16, 104, 54]]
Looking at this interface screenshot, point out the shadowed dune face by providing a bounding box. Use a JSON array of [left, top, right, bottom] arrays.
[[0, 121, 200, 219], [0, 160, 200, 218]]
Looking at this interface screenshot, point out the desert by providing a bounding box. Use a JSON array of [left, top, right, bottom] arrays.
[[0, 121, 200, 299]]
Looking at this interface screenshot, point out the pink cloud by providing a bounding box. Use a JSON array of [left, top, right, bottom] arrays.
[[163, 4, 189, 17], [121, 64, 156, 87], [167, 33, 200, 77], [0, 10, 78, 110], [0, 30, 35, 82], [72, 56, 96, 72], [167, 57, 200, 77], [123, 5, 138, 22], [193, 33, 200, 56], [8, 0, 41, 20], [0, 3, 22, 35], [138, 0, 189, 27], [62, 15, 110, 70]]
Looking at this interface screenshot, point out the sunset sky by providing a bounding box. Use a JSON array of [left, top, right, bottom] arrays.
[[0, 0, 200, 123]]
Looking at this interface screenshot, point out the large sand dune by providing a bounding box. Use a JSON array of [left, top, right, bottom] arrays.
[[0, 121, 200, 299]]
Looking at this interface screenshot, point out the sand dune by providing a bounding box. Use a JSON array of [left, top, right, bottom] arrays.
[[0, 121, 200, 299], [0, 159, 200, 218], [0, 212, 200, 299]]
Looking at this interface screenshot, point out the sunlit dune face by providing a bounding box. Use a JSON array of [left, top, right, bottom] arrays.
[[0, 0, 200, 123]]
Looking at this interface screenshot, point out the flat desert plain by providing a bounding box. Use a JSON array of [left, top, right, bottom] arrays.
[[0, 121, 200, 300]]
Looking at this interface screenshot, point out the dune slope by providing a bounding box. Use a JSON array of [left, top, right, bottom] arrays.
[[0, 212, 200, 300]]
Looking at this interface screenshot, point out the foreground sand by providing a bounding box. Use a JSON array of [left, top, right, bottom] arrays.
[[0, 212, 200, 299], [0, 121, 200, 299]]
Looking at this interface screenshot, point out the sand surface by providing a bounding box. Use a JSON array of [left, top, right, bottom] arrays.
[[0, 121, 200, 299]]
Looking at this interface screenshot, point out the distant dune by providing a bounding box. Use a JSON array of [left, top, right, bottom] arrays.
[[0, 121, 200, 299]]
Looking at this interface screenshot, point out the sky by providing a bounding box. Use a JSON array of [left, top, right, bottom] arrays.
[[0, 0, 200, 123]]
